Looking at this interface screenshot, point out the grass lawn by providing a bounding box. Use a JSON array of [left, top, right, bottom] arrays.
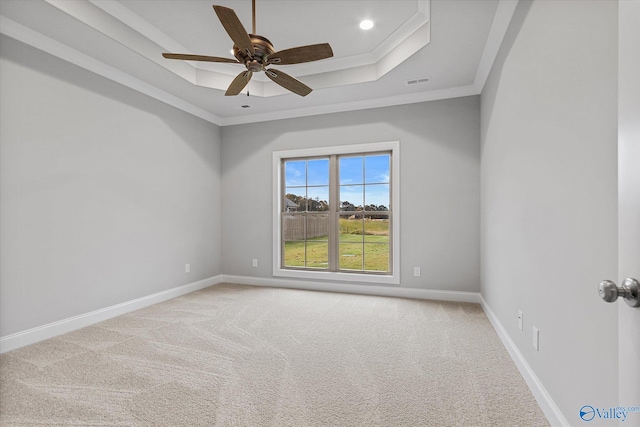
[[284, 219, 389, 271]]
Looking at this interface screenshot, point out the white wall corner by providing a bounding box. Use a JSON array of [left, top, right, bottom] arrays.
[[480, 295, 570, 427]]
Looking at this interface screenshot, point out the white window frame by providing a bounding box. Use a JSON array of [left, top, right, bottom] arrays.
[[273, 141, 400, 285]]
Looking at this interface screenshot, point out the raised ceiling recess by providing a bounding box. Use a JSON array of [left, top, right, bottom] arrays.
[[0, 0, 515, 125], [28, 0, 430, 98]]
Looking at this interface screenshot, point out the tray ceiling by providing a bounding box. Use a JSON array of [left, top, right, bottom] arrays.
[[0, 0, 517, 126]]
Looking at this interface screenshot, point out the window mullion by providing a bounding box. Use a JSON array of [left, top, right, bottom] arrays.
[[328, 155, 339, 271], [280, 161, 286, 268]]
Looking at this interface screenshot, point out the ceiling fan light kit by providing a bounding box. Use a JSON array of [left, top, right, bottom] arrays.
[[162, 0, 334, 97]]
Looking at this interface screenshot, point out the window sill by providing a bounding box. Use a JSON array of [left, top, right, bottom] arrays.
[[273, 267, 400, 285]]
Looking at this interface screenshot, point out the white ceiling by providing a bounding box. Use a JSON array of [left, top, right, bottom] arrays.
[[0, 0, 518, 126]]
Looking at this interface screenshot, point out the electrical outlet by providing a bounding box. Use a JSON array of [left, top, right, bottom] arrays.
[[185, 264, 190, 273], [533, 326, 539, 351], [518, 310, 523, 330], [413, 267, 421, 277], [252, 259, 258, 268]]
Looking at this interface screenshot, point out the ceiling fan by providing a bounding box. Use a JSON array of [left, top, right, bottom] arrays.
[[162, 0, 334, 97]]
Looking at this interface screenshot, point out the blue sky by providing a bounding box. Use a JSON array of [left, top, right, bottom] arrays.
[[285, 154, 390, 208]]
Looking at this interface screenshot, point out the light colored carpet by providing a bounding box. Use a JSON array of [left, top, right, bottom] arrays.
[[1, 284, 549, 426]]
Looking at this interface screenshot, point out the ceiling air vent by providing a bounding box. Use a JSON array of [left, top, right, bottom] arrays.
[[406, 77, 431, 85]]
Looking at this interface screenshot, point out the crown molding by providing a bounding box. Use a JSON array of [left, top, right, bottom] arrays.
[[473, 0, 519, 93], [220, 84, 479, 126], [0, 16, 222, 125], [1, 1, 518, 126]]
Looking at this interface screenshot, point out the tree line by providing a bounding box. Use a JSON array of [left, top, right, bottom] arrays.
[[286, 194, 388, 217]]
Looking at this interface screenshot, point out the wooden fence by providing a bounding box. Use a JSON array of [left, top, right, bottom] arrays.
[[283, 215, 328, 241]]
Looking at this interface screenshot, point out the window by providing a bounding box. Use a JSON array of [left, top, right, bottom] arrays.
[[282, 157, 331, 269], [338, 154, 391, 272], [273, 142, 400, 285]]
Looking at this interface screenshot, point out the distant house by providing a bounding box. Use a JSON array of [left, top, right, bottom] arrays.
[[284, 197, 299, 212]]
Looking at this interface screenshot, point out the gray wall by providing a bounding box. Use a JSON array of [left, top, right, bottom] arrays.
[[0, 36, 222, 336], [221, 97, 481, 292], [480, 0, 618, 421], [0, 3, 621, 420]]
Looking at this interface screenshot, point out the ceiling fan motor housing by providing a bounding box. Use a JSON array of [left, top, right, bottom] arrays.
[[234, 34, 274, 71]]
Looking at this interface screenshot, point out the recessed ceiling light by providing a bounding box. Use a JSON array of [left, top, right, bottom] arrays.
[[359, 20, 374, 30]]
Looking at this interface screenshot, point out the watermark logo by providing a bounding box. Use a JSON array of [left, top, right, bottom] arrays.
[[579, 404, 640, 422], [579, 406, 596, 422]]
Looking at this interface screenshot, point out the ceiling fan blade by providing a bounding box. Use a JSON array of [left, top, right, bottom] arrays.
[[265, 68, 312, 97], [162, 53, 240, 64], [213, 5, 254, 56], [267, 43, 333, 65], [226, 70, 253, 96]]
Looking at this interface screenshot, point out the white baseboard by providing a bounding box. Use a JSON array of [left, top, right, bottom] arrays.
[[0, 275, 223, 354], [0, 274, 480, 354], [1, 273, 565, 426], [221, 274, 481, 303], [480, 296, 570, 427]]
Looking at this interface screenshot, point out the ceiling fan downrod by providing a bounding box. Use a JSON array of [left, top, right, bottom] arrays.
[[252, 0, 256, 34]]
